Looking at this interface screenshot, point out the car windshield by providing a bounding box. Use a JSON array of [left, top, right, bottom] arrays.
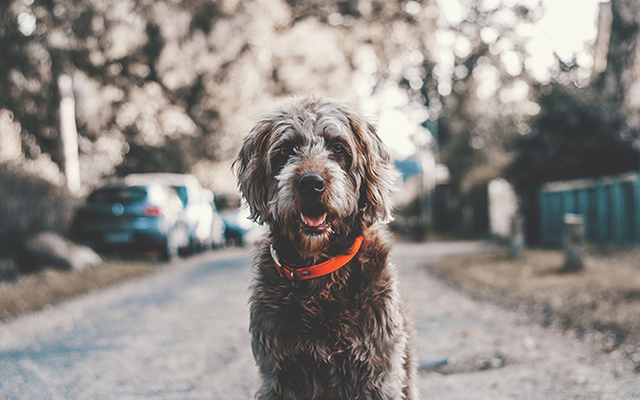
[[173, 186, 188, 207], [88, 187, 147, 203]]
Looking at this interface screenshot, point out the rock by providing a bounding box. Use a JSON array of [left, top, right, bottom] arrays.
[[22, 231, 102, 272], [0, 257, 19, 281]]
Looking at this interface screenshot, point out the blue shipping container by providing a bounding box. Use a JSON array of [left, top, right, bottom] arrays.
[[539, 171, 640, 246]]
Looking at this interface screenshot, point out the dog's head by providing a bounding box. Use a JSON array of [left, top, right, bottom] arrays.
[[234, 96, 396, 255]]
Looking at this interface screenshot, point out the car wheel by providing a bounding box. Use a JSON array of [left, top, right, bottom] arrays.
[[179, 236, 196, 256], [162, 232, 179, 261]]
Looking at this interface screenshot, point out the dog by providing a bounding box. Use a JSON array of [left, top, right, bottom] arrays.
[[235, 96, 417, 400]]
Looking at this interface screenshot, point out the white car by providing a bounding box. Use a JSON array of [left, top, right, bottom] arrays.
[[127, 173, 218, 253], [201, 189, 226, 249]]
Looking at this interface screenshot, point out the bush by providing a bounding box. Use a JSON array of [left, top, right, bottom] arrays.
[[0, 164, 74, 270]]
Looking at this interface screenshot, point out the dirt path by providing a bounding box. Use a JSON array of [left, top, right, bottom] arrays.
[[0, 241, 638, 399]]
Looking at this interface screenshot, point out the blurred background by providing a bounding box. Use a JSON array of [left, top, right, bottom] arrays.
[[1, 0, 639, 272]]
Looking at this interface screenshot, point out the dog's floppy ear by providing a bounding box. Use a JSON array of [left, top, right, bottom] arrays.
[[234, 119, 273, 224], [346, 109, 396, 226]]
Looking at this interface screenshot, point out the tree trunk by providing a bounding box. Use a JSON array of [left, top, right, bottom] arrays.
[[597, 0, 640, 108]]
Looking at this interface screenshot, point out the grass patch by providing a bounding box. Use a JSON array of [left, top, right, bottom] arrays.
[[432, 249, 640, 343], [0, 260, 154, 321]]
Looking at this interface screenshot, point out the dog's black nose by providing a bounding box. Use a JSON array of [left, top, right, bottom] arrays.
[[298, 173, 325, 195]]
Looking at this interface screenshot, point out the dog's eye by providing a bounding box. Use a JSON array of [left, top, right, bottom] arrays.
[[332, 143, 345, 155]]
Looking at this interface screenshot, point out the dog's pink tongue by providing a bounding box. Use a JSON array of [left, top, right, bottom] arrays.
[[303, 213, 325, 227]]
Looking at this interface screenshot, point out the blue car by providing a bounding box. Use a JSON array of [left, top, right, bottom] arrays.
[[71, 179, 189, 260]]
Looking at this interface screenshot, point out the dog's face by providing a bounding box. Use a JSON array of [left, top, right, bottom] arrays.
[[235, 96, 395, 255]]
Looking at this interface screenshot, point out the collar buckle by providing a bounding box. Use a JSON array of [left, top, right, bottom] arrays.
[[289, 268, 297, 287]]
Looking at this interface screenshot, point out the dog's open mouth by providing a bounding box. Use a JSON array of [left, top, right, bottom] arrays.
[[300, 211, 329, 234]]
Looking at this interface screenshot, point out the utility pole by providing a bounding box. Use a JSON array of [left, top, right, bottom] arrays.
[[58, 74, 81, 195]]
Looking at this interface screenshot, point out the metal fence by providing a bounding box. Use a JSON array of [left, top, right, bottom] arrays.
[[539, 171, 640, 246]]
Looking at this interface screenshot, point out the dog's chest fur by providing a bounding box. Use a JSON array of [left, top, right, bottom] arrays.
[[250, 229, 412, 400]]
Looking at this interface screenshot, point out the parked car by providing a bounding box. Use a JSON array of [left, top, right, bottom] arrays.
[[70, 178, 189, 260], [126, 173, 216, 253], [202, 189, 226, 249], [220, 205, 267, 247]]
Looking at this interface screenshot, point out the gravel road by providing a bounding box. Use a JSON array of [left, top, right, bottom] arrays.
[[1, 241, 639, 399]]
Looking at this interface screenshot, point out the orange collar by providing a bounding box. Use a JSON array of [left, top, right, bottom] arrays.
[[270, 236, 363, 284]]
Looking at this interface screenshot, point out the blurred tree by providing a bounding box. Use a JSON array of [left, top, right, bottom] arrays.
[[596, 0, 640, 108], [0, 0, 439, 193], [426, 1, 542, 234]]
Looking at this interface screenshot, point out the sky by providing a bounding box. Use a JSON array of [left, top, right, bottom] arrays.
[[537, 0, 604, 60], [528, 0, 605, 80]]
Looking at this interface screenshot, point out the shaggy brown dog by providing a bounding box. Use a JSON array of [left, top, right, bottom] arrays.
[[235, 96, 417, 400]]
